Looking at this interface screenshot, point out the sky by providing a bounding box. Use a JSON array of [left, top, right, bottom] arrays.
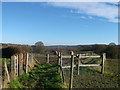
[[0, 2, 2, 43], [2, 2, 119, 46]]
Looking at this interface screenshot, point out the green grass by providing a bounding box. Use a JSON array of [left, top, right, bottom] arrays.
[[1, 58, 10, 65], [64, 59, 119, 88], [9, 79, 24, 88], [9, 63, 64, 88], [1, 58, 11, 76]]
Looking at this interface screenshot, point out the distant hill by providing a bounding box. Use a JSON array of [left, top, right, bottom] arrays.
[[1, 43, 30, 49], [1, 43, 107, 49]]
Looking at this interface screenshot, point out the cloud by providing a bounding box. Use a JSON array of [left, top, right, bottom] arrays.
[[2, 0, 119, 23], [2, 0, 120, 2], [80, 16, 86, 19], [88, 16, 93, 19], [47, 2, 119, 23], [79, 16, 93, 19]]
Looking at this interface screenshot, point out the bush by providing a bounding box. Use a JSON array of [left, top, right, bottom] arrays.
[[2, 46, 22, 58], [2, 46, 32, 58]]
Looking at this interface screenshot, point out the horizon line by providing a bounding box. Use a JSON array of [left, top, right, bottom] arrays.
[[1, 42, 117, 46]]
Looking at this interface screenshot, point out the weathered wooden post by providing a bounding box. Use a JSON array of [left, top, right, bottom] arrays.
[[10, 55, 14, 80], [101, 53, 106, 74], [14, 56, 16, 77], [18, 53, 23, 76], [26, 53, 29, 73], [60, 52, 62, 67], [69, 51, 74, 89], [58, 52, 61, 73], [23, 52, 26, 71], [77, 54, 81, 75], [104, 53, 106, 61], [59, 52, 64, 82], [76, 54, 79, 75], [4, 58, 10, 82], [46, 54, 49, 63], [16, 55, 19, 76], [14, 55, 18, 77]]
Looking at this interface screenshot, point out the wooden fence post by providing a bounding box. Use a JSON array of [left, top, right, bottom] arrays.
[[101, 53, 106, 74], [18, 53, 23, 76], [69, 51, 74, 89], [46, 54, 49, 63], [104, 53, 106, 61], [4, 58, 10, 82], [14, 56, 16, 77], [77, 54, 81, 75], [58, 52, 61, 73], [60, 52, 65, 83], [16, 55, 18, 76], [60, 52, 62, 67], [10, 55, 14, 80], [14, 55, 17, 77], [26, 53, 29, 73], [23, 53, 26, 71]]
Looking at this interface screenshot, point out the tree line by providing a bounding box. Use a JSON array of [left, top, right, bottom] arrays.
[[1, 42, 120, 59]]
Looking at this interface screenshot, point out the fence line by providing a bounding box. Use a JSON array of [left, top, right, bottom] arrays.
[[31, 52, 106, 89], [2, 51, 106, 89], [2, 52, 34, 88], [56, 51, 106, 89]]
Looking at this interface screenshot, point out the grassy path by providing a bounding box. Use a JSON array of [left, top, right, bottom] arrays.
[[9, 63, 64, 88]]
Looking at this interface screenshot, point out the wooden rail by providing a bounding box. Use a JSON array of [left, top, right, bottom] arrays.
[[62, 64, 101, 69], [62, 55, 100, 58]]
